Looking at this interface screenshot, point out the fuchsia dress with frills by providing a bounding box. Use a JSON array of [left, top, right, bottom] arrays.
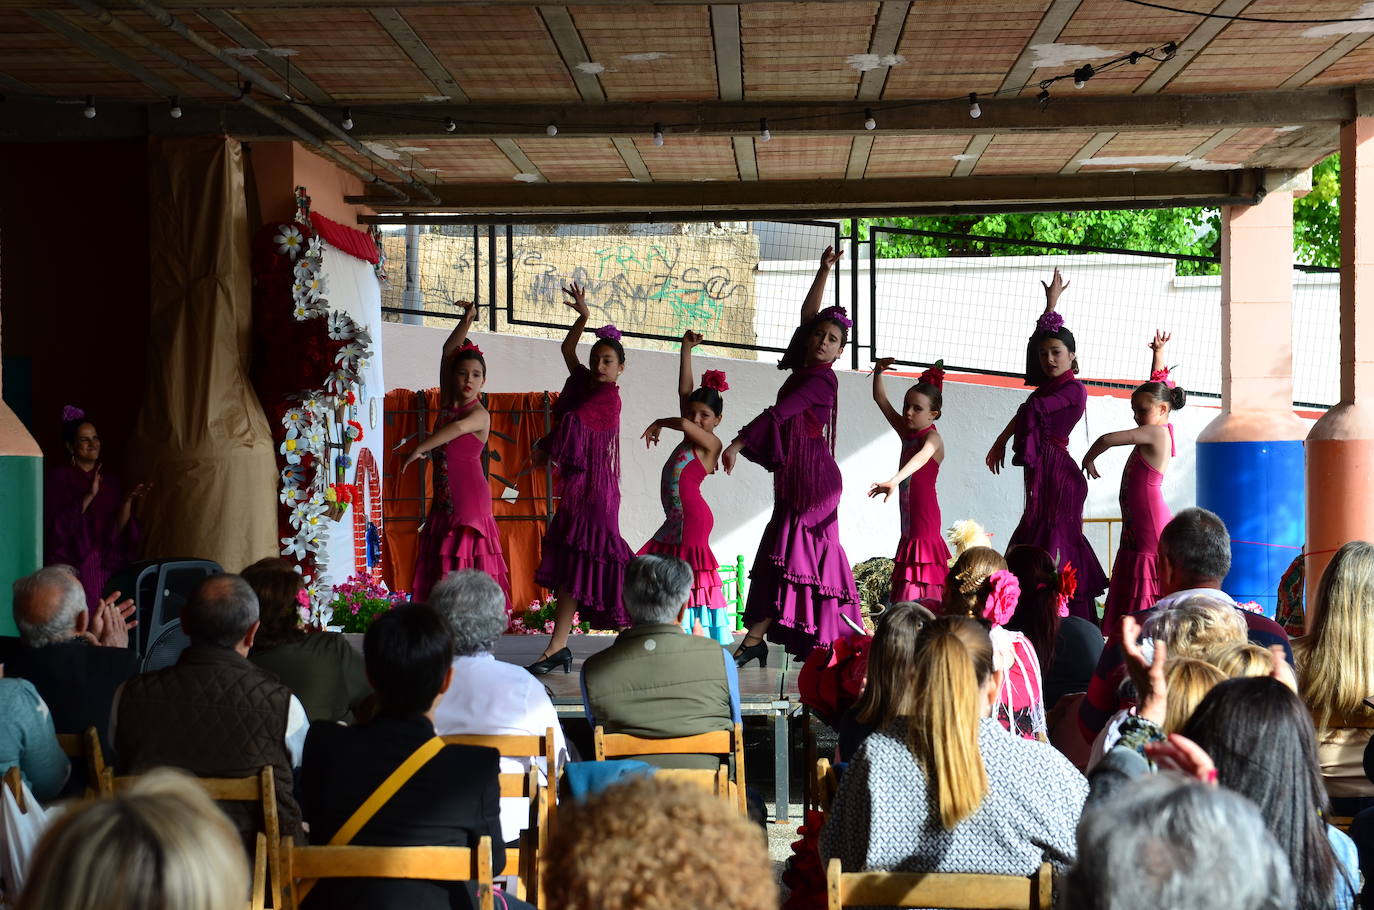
[[411, 399, 511, 604], [1008, 370, 1108, 622], [1101, 428, 1173, 635], [738, 362, 862, 658], [534, 366, 632, 629], [889, 425, 951, 603], [639, 442, 731, 645]]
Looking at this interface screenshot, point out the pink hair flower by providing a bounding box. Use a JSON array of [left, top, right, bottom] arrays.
[[62, 405, 86, 423], [1150, 367, 1177, 389], [594, 324, 622, 342], [818, 306, 852, 329], [701, 370, 730, 392], [1037, 311, 1065, 333], [982, 569, 1021, 627]]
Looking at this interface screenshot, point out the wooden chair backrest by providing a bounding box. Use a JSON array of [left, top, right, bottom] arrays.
[[594, 722, 747, 814], [2, 765, 26, 814], [249, 832, 267, 910], [441, 726, 560, 831], [813, 757, 838, 814], [826, 860, 1054, 910], [105, 766, 282, 908], [56, 727, 108, 797], [488, 768, 547, 905], [654, 766, 731, 802], [279, 837, 495, 910]]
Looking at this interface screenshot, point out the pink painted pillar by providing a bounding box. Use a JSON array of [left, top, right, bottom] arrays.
[[1307, 114, 1374, 605], [1196, 189, 1307, 612]]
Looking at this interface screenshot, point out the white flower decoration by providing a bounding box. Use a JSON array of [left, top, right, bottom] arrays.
[[335, 343, 366, 367], [326, 369, 353, 395], [274, 225, 304, 258], [289, 500, 327, 529], [303, 425, 326, 452], [303, 274, 327, 301], [279, 435, 303, 464], [282, 409, 308, 432], [327, 312, 357, 341], [306, 236, 323, 258], [281, 535, 308, 560]]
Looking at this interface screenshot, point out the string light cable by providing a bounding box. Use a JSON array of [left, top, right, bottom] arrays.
[[1119, 0, 1374, 23]]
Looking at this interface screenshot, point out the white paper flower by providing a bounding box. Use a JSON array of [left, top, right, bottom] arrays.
[[282, 409, 308, 432], [281, 535, 309, 560], [327, 312, 357, 341], [335, 343, 366, 367], [279, 485, 308, 506], [293, 258, 314, 280], [274, 225, 304, 258], [303, 425, 326, 452], [306, 236, 323, 258], [303, 274, 327, 301], [279, 435, 303, 464], [289, 500, 327, 529], [326, 369, 353, 395]]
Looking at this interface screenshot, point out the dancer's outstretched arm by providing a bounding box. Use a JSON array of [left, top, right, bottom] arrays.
[[403, 407, 490, 470], [438, 301, 478, 392], [678, 330, 702, 412], [871, 357, 906, 435], [800, 245, 843, 325], [560, 284, 590, 375]]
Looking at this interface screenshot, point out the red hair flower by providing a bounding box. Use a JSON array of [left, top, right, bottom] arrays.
[[1057, 562, 1079, 617], [983, 570, 1021, 626], [701, 370, 730, 392], [917, 359, 946, 390], [459, 340, 484, 357]]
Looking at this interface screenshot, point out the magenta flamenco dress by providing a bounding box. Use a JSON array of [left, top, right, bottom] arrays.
[[738, 362, 862, 658], [889, 425, 951, 604], [44, 463, 140, 610], [411, 400, 511, 605], [639, 442, 731, 646], [534, 366, 632, 630], [1101, 427, 1174, 635], [1008, 370, 1108, 622]]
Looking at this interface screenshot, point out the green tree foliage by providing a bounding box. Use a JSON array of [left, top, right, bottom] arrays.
[[865, 154, 1340, 273]]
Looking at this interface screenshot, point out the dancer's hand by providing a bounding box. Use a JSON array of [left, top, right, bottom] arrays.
[[985, 441, 1006, 474], [401, 449, 428, 471], [457, 300, 478, 326], [819, 245, 844, 270], [873, 357, 896, 373], [868, 479, 897, 502], [641, 423, 662, 448], [1041, 267, 1069, 310], [563, 283, 589, 318], [1149, 329, 1171, 352], [682, 330, 704, 349], [1081, 454, 1100, 479], [722, 441, 743, 475]]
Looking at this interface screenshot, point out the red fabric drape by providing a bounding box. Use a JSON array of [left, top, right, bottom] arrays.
[[310, 212, 379, 264]]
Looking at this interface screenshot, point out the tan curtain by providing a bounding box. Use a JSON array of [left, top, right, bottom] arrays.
[[130, 137, 277, 572]]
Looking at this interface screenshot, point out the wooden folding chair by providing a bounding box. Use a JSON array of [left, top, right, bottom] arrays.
[[250, 832, 268, 910], [812, 757, 839, 814], [2, 765, 26, 814], [278, 836, 495, 910], [440, 727, 560, 832], [55, 727, 107, 797], [593, 722, 747, 815], [826, 859, 1054, 910], [104, 766, 282, 908], [488, 766, 547, 905], [655, 765, 731, 803]]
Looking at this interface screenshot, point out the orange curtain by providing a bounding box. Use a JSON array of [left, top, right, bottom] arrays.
[[382, 389, 556, 613]]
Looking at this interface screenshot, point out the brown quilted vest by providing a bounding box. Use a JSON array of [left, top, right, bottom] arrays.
[[114, 645, 302, 844]]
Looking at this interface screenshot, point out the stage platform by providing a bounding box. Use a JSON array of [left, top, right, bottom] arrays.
[[494, 632, 805, 822]]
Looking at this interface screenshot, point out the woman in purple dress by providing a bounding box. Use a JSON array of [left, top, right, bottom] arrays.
[[45, 407, 146, 610], [527, 284, 632, 675], [985, 269, 1107, 623], [404, 301, 511, 604], [722, 247, 863, 665]]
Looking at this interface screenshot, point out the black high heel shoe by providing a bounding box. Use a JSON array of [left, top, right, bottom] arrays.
[[733, 638, 768, 669], [526, 647, 573, 676]]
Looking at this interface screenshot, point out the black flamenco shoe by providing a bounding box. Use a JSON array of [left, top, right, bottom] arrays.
[[733, 638, 768, 669], [526, 647, 573, 676]]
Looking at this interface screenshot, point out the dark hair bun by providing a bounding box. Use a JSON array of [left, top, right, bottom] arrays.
[[1170, 386, 1187, 410]]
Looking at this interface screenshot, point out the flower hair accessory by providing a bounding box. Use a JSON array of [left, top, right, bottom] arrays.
[[917, 359, 946, 390], [459, 340, 484, 357], [945, 519, 992, 566], [818, 306, 853, 329], [701, 369, 730, 392], [1150, 367, 1177, 389], [1037, 311, 1065, 333], [983, 569, 1021, 626], [62, 405, 86, 423], [594, 324, 622, 342], [1056, 562, 1079, 618]]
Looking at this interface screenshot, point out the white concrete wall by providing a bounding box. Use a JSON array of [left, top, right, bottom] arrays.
[[383, 323, 1316, 573]]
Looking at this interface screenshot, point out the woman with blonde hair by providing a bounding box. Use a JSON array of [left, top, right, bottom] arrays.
[[942, 547, 1046, 738], [822, 615, 1086, 877], [1209, 641, 1300, 691], [17, 768, 248, 910], [1293, 540, 1374, 812]]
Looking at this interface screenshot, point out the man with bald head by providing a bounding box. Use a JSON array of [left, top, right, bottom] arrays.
[[111, 572, 307, 845], [8, 565, 138, 749]]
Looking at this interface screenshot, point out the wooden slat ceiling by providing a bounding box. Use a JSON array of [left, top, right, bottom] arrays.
[[2, 0, 1371, 211]]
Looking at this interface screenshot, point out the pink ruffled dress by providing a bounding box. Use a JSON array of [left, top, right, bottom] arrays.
[[639, 442, 731, 646], [1009, 370, 1108, 623], [1102, 428, 1173, 635], [534, 367, 632, 630], [738, 362, 862, 658], [411, 399, 511, 605], [889, 425, 950, 603]]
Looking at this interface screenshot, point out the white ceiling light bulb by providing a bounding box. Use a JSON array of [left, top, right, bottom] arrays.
[[546, 123, 558, 137], [342, 108, 354, 131], [169, 96, 182, 119], [83, 95, 96, 119], [864, 108, 877, 131], [759, 118, 771, 142], [968, 93, 981, 119], [652, 123, 664, 147]]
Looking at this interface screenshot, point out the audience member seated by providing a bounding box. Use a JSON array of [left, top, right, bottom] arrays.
[[1294, 540, 1374, 814], [581, 555, 740, 770], [1066, 774, 1296, 910], [299, 603, 523, 910], [16, 767, 248, 910], [942, 547, 1046, 739], [243, 558, 370, 723], [8, 566, 138, 751], [541, 775, 776, 910], [820, 616, 1086, 877], [1079, 507, 1292, 736], [837, 601, 933, 763], [1086, 654, 1225, 771], [430, 569, 569, 845], [0, 677, 68, 802], [1210, 640, 1299, 689], [1005, 544, 1104, 709], [111, 574, 306, 847]]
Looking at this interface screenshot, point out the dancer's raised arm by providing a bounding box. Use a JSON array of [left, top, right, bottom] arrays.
[[679, 330, 703, 411], [869, 429, 942, 502], [438, 302, 478, 400], [1149, 329, 1171, 380], [560, 284, 591, 374], [871, 357, 906, 435], [800, 245, 843, 325]]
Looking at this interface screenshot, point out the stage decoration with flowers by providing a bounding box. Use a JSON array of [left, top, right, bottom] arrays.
[[506, 594, 606, 636], [328, 573, 410, 633], [255, 186, 381, 625]]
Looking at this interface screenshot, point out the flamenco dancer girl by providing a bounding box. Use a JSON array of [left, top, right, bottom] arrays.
[[639, 330, 733, 645], [985, 268, 1107, 623], [722, 246, 863, 666], [527, 284, 633, 675], [1082, 330, 1184, 635], [404, 301, 511, 604], [868, 357, 951, 605]]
